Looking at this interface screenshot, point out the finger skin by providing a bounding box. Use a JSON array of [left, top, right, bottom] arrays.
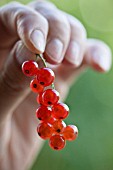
[[0, 42, 36, 124], [0, 2, 48, 53], [0, 40, 44, 170], [64, 14, 87, 67], [0, 2, 49, 123], [30, 1, 87, 68], [53, 39, 112, 89], [84, 39, 112, 72], [30, 1, 71, 64], [0, 1, 112, 170]]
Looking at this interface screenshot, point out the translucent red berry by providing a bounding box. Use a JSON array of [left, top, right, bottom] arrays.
[[37, 122, 53, 139], [22, 60, 38, 76], [36, 105, 51, 121], [63, 125, 78, 141], [41, 89, 60, 106], [37, 93, 44, 105], [53, 120, 66, 134], [52, 103, 69, 119], [45, 116, 56, 125], [49, 135, 66, 150], [30, 79, 44, 93], [40, 115, 56, 125], [37, 68, 55, 86]]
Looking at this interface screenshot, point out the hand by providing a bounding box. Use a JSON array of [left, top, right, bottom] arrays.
[[0, 1, 112, 170]]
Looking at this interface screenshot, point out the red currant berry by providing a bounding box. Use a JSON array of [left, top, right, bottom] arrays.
[[36, 105, 51, 121], [37, 122, 53, 139], [37, 68, 55, 86], [37, 93, 44, 105], [63, 125, 78, 141], [41, 116, 56, 125], [30, 79, 44, 93], [49, 135, 66, 150], [53, 120, 66, 134], [41, 89, 60, 106], [45, 116, 56, 125], [22, 60, 38, 76], [52, 103, 69, 119]]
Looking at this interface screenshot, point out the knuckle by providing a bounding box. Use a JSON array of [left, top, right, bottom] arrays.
[[2, 1, 21, 8], [50, 11, 70, 30], [0, 1, 22, 24], [30, 1, 57, 10], [68, 15, 87, 40], [16, 7, 48, 33], [8, 1, 21, 6], [16, 7, 36, 21], [1, 1, 24, 15], [49, 11, 71, 45], [45, 11, 71, 46], [47, 11, 70, 39], [34, 6, 69, 32], [30, 3, 70, 37]]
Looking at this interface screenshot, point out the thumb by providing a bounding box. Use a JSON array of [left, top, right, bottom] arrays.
[[0, 41, 36, 123]]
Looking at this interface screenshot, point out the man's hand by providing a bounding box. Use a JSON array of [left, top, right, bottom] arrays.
[[0, 1, 112, 170]]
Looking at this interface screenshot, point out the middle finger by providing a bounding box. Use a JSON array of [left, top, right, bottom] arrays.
[[30, 1, 71, 64]]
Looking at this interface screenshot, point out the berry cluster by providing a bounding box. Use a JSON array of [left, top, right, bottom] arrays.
[[22, 54, 78, 150]]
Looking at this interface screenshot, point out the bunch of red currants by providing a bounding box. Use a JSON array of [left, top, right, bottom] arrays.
[[22, 55, 78, 150]]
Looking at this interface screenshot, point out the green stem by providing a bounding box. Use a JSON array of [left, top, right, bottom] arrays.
[[36, 54, 47, 67], [51, 83, 55, 89], [36, 54, 55, 90]]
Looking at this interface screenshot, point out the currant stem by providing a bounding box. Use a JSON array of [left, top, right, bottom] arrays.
[[36, 54, 47, 67], [36, 54, 55, 90], [51, 83, 55, 89]]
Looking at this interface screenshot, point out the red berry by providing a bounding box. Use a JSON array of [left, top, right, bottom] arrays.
[[30, 79, 44, 93], [53, 120, 66, 134], [49, 135, 66, 150], [63, 125, 78, 141], [41, 89, 60, 106], [37, 93, 44, 105], [52, 103, 69, 119], [37, 68, 55, 86], [37, 122, 53, 139], [41, 116, 56, 125], [22, 60, 38, 76], [45, 116, 56, 125], [36, 105, 51, 121]]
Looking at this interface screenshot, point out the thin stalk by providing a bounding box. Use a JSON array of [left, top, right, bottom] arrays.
[[36, 54, 47, 67]]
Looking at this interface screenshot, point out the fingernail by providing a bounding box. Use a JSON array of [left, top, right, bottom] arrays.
[[65, 41, 82, 66], [91, 49, 112, 72], [46, 38, 63, 63], [30, 30, 45, 53]]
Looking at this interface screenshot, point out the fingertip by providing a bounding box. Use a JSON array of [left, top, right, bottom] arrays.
[[64, 41, 83, 67], [29, 29, 46, 53], [44, 38, 64, 64], [85, 39, 112, 72], [16, 7, 48, 54], [43, 52, 61, 65]]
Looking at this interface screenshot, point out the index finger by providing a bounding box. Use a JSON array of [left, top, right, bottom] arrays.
[[0, 2, 48, 54]]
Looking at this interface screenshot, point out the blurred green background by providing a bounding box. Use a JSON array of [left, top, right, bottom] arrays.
[[1, 0, 113, 170]]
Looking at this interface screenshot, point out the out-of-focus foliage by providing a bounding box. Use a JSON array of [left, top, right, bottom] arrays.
[[0, 0, 113, 170]]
